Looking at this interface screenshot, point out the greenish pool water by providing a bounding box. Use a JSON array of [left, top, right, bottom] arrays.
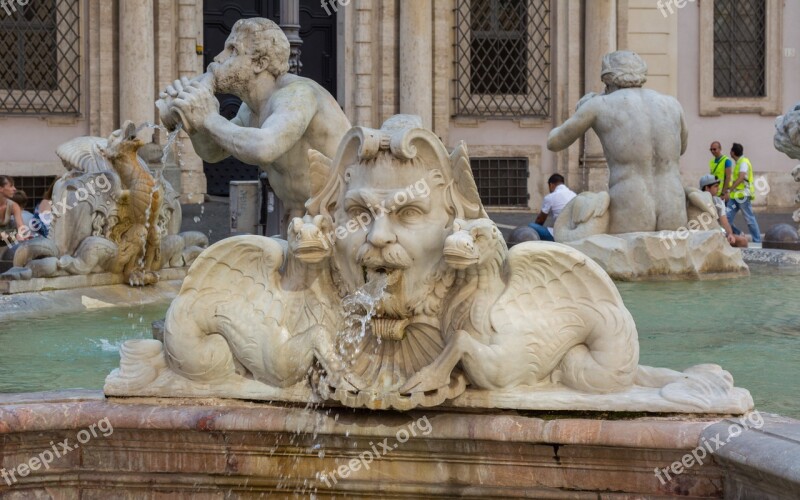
[[1, 264, 798, 417], [0, 303, 169, 394]]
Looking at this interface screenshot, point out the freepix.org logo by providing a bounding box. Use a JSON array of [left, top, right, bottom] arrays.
[[0, 0, 29, 17]]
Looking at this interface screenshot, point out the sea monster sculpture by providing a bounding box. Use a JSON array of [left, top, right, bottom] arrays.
[[102, 122, 163, 285], [1, 121, 206, 284], [107, 114, 752, 414], [401, 217, 639, 393], [163, 214, 357, 390]]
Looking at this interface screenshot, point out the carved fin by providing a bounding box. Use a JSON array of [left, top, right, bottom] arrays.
[[55, 137, 111, 174], [449, 141, 488, 219], [572, 192, 610, 225], [685, 187, 716, 218], [308, 149, 333, 197]]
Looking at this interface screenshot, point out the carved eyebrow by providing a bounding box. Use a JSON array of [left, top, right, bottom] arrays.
[[343, 191, 374, 210], [394, 196, 430, 211]]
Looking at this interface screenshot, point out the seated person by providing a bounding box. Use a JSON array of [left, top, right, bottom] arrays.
[[0, 175, 28, 242], [33, 182, 55, 238], [11, 191, 36, 229], [699, 174, 747, 248], [528, 174, 576, 241]]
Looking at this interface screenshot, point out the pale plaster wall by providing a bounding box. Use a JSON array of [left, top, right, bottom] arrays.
[[676, 0, 799, 208], [0, 0, 90, 176], [627, 0, 678, 96]]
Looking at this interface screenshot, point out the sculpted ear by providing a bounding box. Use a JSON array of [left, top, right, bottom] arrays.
[[308, 149, 333, 197], [305, 149, 341, 217], [448, 141, 488, 219]]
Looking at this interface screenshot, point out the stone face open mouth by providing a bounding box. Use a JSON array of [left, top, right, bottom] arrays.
[[365, 266, 402, 286]]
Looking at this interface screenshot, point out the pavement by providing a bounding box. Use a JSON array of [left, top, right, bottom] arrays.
[[181, 196, 798, 245]]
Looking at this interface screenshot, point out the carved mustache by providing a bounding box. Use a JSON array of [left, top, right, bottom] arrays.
[[356, 243, 413, 269]]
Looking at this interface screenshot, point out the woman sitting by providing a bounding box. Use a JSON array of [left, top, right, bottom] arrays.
[[0, 175, 28, 242]]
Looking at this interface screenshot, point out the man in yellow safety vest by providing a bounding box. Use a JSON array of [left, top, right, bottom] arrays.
[[726, 142, 762, 245], [708, 141, 732, 202]]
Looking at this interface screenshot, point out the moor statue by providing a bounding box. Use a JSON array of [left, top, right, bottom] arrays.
[[548, 51, 689, 239]]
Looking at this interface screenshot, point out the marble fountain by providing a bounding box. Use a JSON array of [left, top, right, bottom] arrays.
[[1, 21, 799, 499]]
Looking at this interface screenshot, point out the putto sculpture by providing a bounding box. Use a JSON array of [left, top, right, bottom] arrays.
[[107, 115, 752, 414], [1, 121, 207, 285]]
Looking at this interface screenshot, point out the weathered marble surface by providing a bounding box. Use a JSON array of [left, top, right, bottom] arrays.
[[156, 17, 351, 226], [774, 102, 800, 160], [1, 122, 207, 286], [741, 248, 800, 266], [564, 230, 750, 281], [702, 413, 800, 500], [548, 51, 688, 235], [774, 103, 800, 234], [545, 51, 745, 279], [108, 115, 752, 415], [0, 397, 736, 497]]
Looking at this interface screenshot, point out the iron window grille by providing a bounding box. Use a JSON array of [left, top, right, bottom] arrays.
[[0, 0, 80, 115], [10, 175, 56, 209], [455, 0, 551, 118], [713, 0, 766, 98], [470, 157, 529, 208]]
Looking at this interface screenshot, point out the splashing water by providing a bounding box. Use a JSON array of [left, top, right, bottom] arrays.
[[336, 275, 388, 361], [91, 338, 128, 352]]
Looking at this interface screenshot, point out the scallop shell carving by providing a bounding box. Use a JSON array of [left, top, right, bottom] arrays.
[[371, 317, 409, 341]]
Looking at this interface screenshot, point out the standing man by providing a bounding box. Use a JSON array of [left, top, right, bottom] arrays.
[[528, 174, 576, 241], [709, 141, 732, 202], [726, 143, 762, 245]]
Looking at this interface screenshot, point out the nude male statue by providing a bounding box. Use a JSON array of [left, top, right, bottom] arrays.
[[547, 50, 688, 234], [158, 18, 351, 226]]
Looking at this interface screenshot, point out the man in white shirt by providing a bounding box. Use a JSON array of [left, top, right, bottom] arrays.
[[528, 174, 577, 241]]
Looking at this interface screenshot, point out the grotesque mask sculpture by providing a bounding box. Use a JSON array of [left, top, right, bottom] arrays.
[[107, 115, 752, 414]]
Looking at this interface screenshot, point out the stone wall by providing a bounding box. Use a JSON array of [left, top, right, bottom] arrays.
[[0, 394, 730, 497]]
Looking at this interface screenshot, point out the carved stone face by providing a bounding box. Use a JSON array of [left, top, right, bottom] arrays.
[[333, 154, 451, 322], [208, 29, 257, 96]]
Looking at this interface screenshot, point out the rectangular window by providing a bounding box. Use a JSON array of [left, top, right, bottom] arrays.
[[455, 0, 550, 118], [0, 0, 80, 115], [470, 157, 529, 207], [699, 0, 781, 116], [713, 0, 766, 98]]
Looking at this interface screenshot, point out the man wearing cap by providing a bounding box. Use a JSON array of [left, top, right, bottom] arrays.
[[699, 174, 747, 247], [726, 143, 762, 245], [709, 141, 732, 202]]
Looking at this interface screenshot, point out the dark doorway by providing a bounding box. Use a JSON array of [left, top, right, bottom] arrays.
[[299, 0, 337, 97], [201, 0, 337, 196]]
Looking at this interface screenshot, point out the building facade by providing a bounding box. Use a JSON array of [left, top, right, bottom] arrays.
[[1, 0, 797, 211]]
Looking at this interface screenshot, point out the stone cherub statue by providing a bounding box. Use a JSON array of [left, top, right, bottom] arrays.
[[107, 115, 752, 414], [156, 17, 351, 230]]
